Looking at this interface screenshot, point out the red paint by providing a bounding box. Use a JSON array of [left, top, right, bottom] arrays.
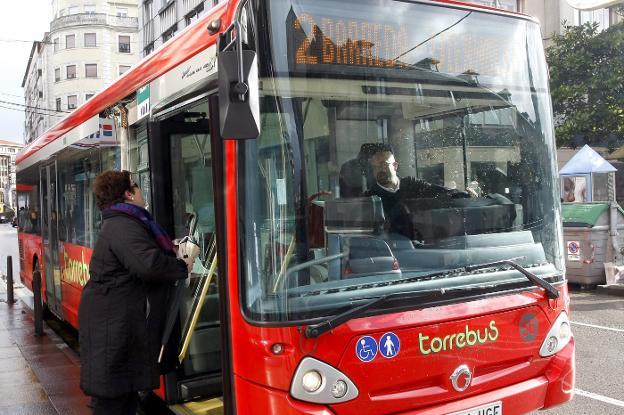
[[154, 376, 166, 401], [18, 232, 44, 295], [16, 184, 33, 192], [59, 242, 93, 328], [234, 375, 336, 415]]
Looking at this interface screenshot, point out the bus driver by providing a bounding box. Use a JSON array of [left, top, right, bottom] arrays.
[[364, 145, 473, 237]]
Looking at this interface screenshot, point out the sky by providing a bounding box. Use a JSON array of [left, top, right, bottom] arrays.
[[0, 2, 51, 144]]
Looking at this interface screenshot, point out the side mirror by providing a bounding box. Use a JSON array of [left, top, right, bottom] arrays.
[[218, 22, 260, 139]]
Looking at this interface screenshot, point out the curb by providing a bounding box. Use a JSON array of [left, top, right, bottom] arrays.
[[596, 284, 624, 298]]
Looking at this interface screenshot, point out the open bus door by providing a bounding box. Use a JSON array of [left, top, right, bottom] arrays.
[[39, 161, 63, 317], [147, 97, 228, 413]]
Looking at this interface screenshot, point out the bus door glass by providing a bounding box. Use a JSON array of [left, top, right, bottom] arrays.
[[168, 100, 222, 400], [40, 162, 62, 316]]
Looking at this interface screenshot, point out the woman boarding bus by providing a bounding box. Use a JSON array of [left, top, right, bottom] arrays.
[[16, 0, 574, 414]]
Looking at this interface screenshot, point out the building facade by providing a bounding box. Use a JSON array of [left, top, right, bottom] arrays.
[[22, 0, 140, 144], [0, 140, 23, 210], [522, 0, 623, 45], [464, 1, 622, 45], [139, 0, 225, 57]]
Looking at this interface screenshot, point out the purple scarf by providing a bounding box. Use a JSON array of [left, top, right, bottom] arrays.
[[105, 203, 175, 253]]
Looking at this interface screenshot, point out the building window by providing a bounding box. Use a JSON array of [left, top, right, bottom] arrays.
[[85, 64, 97, 78], [144, 43, 154, 57], [119, 35, 131, 53], [84, 4, 96, 14], [185, 3, 205, 26], [68, 6, 79, 14], [67, 95, 77, 110], [119, 65, 131, 76], [144, 0, 153, 18], [162, 26, 177, 42], [55, 68, 60, 82], [84, 33, 96, 47], [67, 65, 76, 79], [53, 38, 59, 52], [575, 8, 610, 30], [56, 98, 61, 111], [66, 34, 75, 49], [116, 7, 128, 17], [85, 94, 94, 101]]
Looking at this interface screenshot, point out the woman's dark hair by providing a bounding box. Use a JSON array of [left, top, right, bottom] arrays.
[[94, 170, 134, 209]]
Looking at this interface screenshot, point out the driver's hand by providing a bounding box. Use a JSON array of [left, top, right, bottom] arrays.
[[466, 187, 479, 198]]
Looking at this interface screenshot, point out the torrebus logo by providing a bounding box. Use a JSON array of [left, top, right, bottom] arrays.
[[419, 321, 499, 355], [61, 246, 91, 287]]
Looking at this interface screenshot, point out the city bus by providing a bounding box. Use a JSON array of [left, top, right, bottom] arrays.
[[16, 0, 575, 413]]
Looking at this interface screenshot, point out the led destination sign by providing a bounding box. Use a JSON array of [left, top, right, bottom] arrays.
[[291, 13, 409, 70], [284, 7, 527, 80]]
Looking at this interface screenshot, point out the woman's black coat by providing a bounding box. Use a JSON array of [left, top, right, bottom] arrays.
[[79, 210, 187, 398]]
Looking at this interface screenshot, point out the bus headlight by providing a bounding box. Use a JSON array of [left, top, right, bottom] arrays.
[[302, 370, 323, 393], [539, 312, 572, 357], [291, 357, 358, 404]]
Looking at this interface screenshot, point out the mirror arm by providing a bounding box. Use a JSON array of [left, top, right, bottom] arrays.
[[219, 21, 249, 102]]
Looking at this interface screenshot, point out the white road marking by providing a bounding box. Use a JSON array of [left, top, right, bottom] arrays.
[[571, 321, 624, 333], [574, 389, 624, 408]]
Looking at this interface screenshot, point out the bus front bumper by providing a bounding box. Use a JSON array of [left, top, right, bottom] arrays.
[[234, 339, 574, 415]]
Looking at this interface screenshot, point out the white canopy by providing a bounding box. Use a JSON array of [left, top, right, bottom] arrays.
[[559, 144, 617, 175]]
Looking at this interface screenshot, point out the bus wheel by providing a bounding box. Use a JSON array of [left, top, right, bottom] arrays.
[[32, 260, 51, 319]]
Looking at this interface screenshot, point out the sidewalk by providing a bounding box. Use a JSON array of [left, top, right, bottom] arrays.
[[597, 283, 624, 297], [0, 280, 90, 415]]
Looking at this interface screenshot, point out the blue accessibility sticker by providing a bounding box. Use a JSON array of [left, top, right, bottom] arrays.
[[356, 336, 378, 362], [379, 332, 400, 358]]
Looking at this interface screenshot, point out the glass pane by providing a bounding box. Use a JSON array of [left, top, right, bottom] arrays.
[[127, 125, 152, 211], [168, 102, 220, 375], [241, 0, 563, 322]]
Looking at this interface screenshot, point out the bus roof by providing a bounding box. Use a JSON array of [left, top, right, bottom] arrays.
[[17, 0, 535, 168], [16, 0, 230, 167]]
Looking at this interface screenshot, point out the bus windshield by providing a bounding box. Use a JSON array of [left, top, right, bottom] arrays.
[[241, 0, 563, 322]]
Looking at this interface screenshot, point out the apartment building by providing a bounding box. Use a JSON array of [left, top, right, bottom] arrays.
[[467, 1, 622, 44], [22, 1, 140, 144], [523, 0, 623, 45], [0, 140, 23, 210], [139, 0, 225, 56]]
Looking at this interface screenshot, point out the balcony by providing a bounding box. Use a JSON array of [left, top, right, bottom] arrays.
[[51, 13, 138, 31]]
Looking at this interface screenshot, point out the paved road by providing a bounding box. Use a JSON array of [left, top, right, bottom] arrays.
[[534, 289, 624, 414], [0, 223, 19, 278]]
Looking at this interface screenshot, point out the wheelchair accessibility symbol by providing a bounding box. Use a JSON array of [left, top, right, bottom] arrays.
[[356, 336, 378, 362]]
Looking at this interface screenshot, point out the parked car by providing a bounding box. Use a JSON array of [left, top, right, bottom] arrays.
[[0, 209, 15, 224]]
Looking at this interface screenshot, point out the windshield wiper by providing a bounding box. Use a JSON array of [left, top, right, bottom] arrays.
[[465, 259, 560, 300], [304, 290, 436, 339], [304, 258, 559, 338]]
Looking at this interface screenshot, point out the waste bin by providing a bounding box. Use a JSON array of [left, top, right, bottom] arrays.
[[562, 203, 624, 285]]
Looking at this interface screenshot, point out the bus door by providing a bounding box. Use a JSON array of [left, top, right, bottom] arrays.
[[40, 162, 62, 317], [150, 99, 224, 405]]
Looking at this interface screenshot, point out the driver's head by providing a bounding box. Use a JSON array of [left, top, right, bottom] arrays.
[[369, 148, 399, 188]]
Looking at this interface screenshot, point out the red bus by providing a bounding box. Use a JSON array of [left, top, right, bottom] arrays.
[[16, 0, 575, 414]]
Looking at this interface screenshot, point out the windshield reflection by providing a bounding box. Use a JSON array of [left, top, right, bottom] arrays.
[[240, 0, 563, 322]]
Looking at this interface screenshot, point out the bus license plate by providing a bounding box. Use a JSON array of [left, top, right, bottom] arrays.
[[448, 401, 502, 415]]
